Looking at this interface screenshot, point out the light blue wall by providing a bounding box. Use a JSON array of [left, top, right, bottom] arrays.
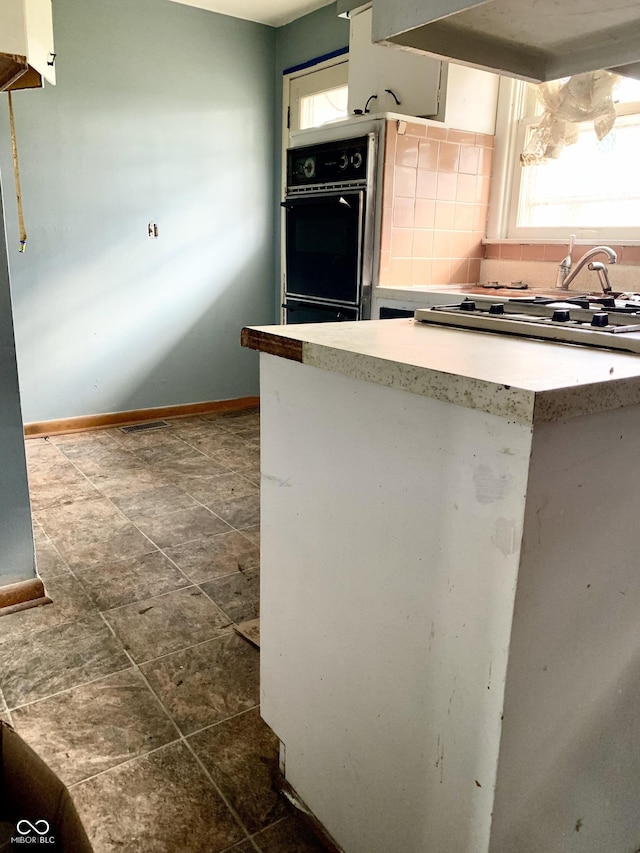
[[0, 0, 276, 423], [276, 2, 349, 78], [274, 2, 349, 178], [0, 177, 35, 584]]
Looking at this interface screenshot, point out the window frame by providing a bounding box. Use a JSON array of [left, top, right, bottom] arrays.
[[489, 76, 640, 244], [289, 62, 349, 134]]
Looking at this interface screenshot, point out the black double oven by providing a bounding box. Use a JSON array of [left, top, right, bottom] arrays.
[[282, 133, 377, 324]]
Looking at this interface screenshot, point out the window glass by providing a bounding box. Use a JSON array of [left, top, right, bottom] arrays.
[[507, 75, 640, 238], [287, 60, 349, 135], [517, 112, 640, 228], [299, 85, 349, 130]]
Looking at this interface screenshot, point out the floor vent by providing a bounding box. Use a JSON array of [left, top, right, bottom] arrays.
[[120, 420, 171, 434]]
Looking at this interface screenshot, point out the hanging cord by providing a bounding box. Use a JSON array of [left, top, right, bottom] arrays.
[[7, 91, 27, 252]]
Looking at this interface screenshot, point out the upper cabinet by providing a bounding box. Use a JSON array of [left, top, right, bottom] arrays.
[[0, 0, 56, 91], [345, 4, 499, 133], [371, 0, 640, 83], [348, 7, 442, 118]]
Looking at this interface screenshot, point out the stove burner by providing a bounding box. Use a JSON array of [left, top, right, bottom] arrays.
[[568, 296, 617, 310], [414, 296, 640, 354]]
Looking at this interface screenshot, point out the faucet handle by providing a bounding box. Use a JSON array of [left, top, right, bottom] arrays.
[[556, 235, 576, 289], [561, 234, 576, 268]]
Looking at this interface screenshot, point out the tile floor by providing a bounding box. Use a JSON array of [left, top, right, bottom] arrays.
[[0, 409, 326, 853]]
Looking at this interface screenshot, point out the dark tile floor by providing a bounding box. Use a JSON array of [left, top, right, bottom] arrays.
[[0, 409, 326, 853]]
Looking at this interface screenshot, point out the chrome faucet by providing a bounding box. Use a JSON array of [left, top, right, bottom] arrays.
[[556, 245, 617, 293]]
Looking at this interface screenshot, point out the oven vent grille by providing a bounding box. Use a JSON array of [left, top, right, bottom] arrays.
[[120, 420, 170, 434]]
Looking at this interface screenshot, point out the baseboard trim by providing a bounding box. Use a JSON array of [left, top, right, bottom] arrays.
[[24, 397, 260, 438], [0, 578, 52, 619]]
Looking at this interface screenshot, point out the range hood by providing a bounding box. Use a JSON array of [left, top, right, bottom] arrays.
[[371, 0, 640, 83]]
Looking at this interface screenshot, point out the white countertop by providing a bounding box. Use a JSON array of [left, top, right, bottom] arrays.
[[375, 285, 557, 302], [242, 318, 640, 424]]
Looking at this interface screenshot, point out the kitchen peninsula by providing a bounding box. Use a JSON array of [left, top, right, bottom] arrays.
[[241, 318, 640, 853]]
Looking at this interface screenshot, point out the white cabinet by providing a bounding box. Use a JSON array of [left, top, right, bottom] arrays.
[[24, 0, 56, 85], [255, 332, 640, 853], [348, 6, 441, 118], [0, 0, 55, 91], [443, 62, 499, 135]]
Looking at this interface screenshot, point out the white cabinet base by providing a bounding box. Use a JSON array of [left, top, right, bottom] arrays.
[[259, 351, 640, 853]]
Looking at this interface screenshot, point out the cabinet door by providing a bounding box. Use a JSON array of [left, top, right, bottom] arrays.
[[348, 7, 441, 118], [25, 0, 55, 84]]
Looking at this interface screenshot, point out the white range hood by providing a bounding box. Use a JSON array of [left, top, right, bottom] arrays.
[[371, 0, 640, 83]]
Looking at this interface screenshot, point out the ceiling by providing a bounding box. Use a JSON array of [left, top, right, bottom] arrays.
[[167, 0, 335, 28]]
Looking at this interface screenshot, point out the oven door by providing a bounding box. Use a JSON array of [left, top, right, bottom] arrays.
[[283, 299, 359, 324], [284, 191, 364, 305]]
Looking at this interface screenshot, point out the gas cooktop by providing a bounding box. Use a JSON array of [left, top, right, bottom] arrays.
[[414, 295, 640, 354]]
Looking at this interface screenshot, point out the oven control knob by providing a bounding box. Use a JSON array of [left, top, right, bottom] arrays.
[[591, 313, 609, 327], [552, 309, 571, 322], [303, 157, 316, 179], [338, 153, 349, 170], [351, 151, 363, 169], [459, 301, 476, 311], [489, 303, 505, 315]]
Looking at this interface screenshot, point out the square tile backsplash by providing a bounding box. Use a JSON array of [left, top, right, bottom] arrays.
[[380, 119, 494, 288]]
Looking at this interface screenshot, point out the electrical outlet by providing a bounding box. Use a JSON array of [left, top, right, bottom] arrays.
[[148, 222, 158, 238]]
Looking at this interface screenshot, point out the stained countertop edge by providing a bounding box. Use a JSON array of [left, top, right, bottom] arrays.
[[302, 342, 537, 424], [241, 322, 640, 425]]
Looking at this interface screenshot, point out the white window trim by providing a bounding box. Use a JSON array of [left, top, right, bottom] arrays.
[[487, 77, 640, 245]]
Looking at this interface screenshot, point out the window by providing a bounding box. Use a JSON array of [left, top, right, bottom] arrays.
[[298, 85, 348, 131], [286, 59, 349, 135], [499, 75, 640, 241]]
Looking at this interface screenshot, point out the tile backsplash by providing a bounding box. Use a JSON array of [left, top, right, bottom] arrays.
[[484, 242, 640, 265], [482, 242, 640, 290], [379, 119, 494, 287], [378, 118, 639, 291]]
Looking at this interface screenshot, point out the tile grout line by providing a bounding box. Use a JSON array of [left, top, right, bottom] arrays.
[[36, 422, 259, 539], [18, 458, 256, 623], [182, 735, 262, 852], [30, 484, 258, 673], [17, 414, 267, 852], [128, 651, 264, 852], [107, 623, 237, 669], [60, 661, 262, 852], [5, 654, 135, 715], [58, 443, 257, 557], [176, 704, 261, 742], [130, 639, 259, 745], [97, 580, 230, 617]]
